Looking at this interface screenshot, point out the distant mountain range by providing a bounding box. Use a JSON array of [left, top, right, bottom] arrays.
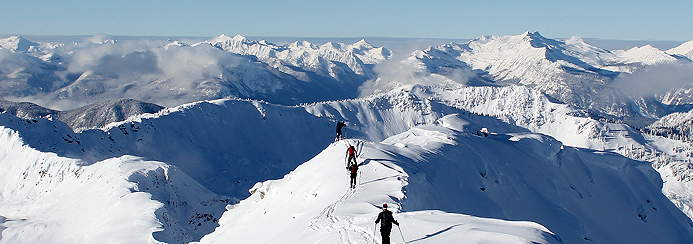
[[0, 98, 163, 130], [0, 34, 389, 109], [2, 33, 692, 129]]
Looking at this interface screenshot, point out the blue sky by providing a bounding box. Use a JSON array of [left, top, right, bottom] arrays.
[[2, 0, 692, 41]]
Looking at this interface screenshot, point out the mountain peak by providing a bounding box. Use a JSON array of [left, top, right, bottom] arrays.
[[232, 34, 247, 42], [289, 40, 316, 49], [565, 35, 586, 44], [0, 35, 40, 52], [667, 40, 693, 58], [519, 31, 548, 40], [352, 39, 372, 48], [320, 41, 342, 50], [209, 34, 246, 44], [617, 44, 677, 65]]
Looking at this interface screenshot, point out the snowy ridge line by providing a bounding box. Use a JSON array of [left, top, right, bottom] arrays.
[[0, 98, 338, 198], [305, 83, 693, 226], [195, 34, 390, 77], [198, 137, 562, 243], [3, 75, 693, 242], [199, 113, 693, 243]]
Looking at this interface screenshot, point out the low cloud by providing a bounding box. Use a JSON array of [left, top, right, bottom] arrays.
[[611, 63, 693, 97], [359, 41, 474, 97], [93, 51, 160, 79], [152, 44, 240, 91], [5, 37, 243, 110]]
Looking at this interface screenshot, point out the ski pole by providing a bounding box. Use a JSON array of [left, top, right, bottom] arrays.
[[397, 224, 406, 244], [373, 223, 378, 244]]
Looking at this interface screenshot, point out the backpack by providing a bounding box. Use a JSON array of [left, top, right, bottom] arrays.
[[380, 210, 393, 227], [383, 211, 392, 221]]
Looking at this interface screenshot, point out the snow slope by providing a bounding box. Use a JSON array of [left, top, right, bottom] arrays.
[[0, 98, 165, 131], [615, 45, 681, 65], [198, 138, 560, 244], [0, 99, 335, 198], [0, 127, 229, 243], [199, 115, 693, 243], [306, 84, 693, 224], [5, 81, 693, 224], [668, 40, 693, 60], [3, 83, 693, 242]]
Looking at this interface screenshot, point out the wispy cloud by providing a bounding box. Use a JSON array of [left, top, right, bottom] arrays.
[[611, 63, 693, 97], [6, 37, 244, 110], [359, 41, 473, 97]]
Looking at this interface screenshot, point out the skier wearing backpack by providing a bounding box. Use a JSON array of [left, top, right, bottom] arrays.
[[375, 203, 399, 244], [336, 121, 346, 141], [347, 163, 359, 188], [346, 145, 357, 166]]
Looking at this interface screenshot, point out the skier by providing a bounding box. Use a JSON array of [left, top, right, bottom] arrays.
[[346, 145, 357, 166], [336, 121, 346, 141], [375, 203, 399, 244], [347, 163, 359, 188]]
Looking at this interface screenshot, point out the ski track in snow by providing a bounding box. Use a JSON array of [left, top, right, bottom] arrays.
[[310, 159, 391, 244], [309, 158, 408, 244]]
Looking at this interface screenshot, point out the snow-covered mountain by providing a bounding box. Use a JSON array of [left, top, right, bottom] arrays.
[[644, 108, 693, 141], [0, 34, 390, 109], [3, 84, 693, 243], [615, 44, 682, 65], [0, 131, 229, 243], [389, 31, 693, 127], [0, 99, 164, 131], [199, 119, 693, 243], [198, 34, 389, 77], [668, 40, 693, 60], [4, 32, 693, 243], [0, 36, 40, 52], [2, 33, 693, 128]]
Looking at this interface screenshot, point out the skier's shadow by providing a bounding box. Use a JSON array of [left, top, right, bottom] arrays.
[[361, 158, 406, 175], [360, 158, 401, 167], [359, 175, 399, 186], [406, 224, 464, 243], [357, 159, 404, 186]]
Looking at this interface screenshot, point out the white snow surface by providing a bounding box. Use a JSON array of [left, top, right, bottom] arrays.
[[3, 84, 693, 242], [0, 127, 228, 243], [668, 40, 693, 60], [198, 136, 560, 244], [4, 31, 693, 243], [614, 45, 680, 65], [3, 83, 693, 243], [199, 116, 693, 243]]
